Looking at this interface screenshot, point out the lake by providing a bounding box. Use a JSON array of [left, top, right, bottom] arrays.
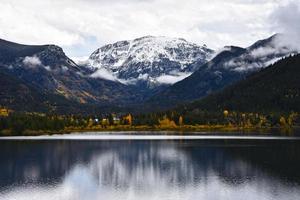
[[1, 133, 300, 200]]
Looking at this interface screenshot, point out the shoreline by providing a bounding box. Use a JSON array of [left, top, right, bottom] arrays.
[[1, 134, 300, 141], [0, 125, 298, 137]]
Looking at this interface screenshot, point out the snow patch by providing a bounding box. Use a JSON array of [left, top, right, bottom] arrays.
[[44, 66, 51, 71], [61, 66, 69, 72]]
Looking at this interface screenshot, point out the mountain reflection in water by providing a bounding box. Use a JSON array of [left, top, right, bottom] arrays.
[[0, 140, 300, 200]]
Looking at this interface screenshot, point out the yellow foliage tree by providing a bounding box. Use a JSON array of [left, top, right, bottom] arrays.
[[123, 114, 133, 126], [223, 110, 229, 118], [0, 108, 10, 117], [101, 118, 109, 127], [87, 118, 94, 127], [288, 112, 298, 126], [279, 116, 287, 127], [159, 115, 177, 128], [179, 116, 184, 126]]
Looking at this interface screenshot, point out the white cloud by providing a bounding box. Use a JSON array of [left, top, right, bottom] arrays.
[[270, 0, 300, 51], [90, 67, 191, 85], [71, 56, 90, 65], [155, 72, 192, 84], [249, 44, 292, 59], [250, 47, 277, 58], [22, 56, 42, 67], [90, 68, 120, 82], [0, 0, 291, 58], [22, 56, 53, 71]]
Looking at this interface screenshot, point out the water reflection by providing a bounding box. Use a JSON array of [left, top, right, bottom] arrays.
[[0, 140, 300, 200]]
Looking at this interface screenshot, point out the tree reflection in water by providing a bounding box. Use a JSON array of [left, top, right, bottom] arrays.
[[0, 140, 300, 200]]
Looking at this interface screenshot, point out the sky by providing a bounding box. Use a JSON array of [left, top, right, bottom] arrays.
[[0, 0, 299, 60]]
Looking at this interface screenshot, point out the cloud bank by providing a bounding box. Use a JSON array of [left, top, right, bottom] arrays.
[[90, 68, 192, 85], [0, 0, 292, 58]]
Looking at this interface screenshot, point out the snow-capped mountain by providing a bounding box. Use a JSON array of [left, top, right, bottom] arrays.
[[87, 36, 214, 86]]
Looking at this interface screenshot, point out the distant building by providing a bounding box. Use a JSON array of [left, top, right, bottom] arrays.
[[100, 118, 108, 128], [113, 116, 121, 125]]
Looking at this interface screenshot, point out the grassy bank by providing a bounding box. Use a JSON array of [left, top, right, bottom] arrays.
[[1, 124, 297, 136]]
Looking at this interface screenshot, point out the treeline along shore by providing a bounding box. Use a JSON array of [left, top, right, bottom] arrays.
[[0, 108, 299, 136]]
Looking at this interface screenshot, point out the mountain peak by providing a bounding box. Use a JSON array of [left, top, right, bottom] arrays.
[[0, 38, 69, 66], [132, 35, 188, 43]]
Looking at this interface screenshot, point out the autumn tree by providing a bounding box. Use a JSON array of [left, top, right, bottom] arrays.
[[287, 112, 298, 126], [123, 114, 133, 126], [179, 116, 183, 126], [158, 115, 177, 128], [279, 116, 287, 127]]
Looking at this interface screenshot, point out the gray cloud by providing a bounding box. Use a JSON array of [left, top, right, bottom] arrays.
[[0, 0, 293, 58], [270, 0, 300, 50]]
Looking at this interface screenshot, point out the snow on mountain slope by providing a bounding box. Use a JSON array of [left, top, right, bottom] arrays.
[[87, 36, 214, 86]]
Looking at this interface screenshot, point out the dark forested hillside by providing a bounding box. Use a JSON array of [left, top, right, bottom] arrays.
[[183, 54, 300, 113], [131, 54, 300, 127], [0, 69, 101, 114], [0, 70, 49, 112]]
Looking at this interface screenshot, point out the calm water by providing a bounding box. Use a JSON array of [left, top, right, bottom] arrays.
[[1, 135, 300, 200]]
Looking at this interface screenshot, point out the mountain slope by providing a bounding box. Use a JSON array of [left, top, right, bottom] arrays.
[[149, 34, 297, 107], [0, 69, 49, 112], [181, 54, 300, 113], [0, 69, 85, 113], [87, 36, 213, 87], [0, 38, 144, 111]]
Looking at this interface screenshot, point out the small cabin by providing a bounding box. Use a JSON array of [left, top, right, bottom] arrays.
[[113, 117, 121, 125]]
